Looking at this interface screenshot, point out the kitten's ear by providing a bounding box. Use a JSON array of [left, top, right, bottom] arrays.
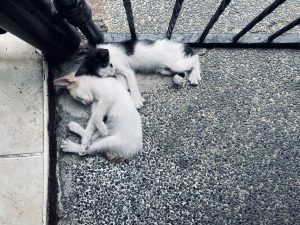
[[54, 74, 77, 87], [95, 48, 109, 60]]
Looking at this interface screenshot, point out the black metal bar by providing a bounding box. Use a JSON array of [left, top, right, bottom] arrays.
[[104, 32, 300, 49], [0, 0, 80, 61], [233, 0, 286, 43], [267, 17, 300, 43], [166, 0, 185, 39], [196, 0, 231, 43], [122, 0, 137, 40], [54, 0, 104, 45]]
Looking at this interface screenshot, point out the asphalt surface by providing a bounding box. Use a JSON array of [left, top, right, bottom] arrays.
[[91, 0, 300, 34], [54, 48, 300, 225], [54, 1, 300, 224]]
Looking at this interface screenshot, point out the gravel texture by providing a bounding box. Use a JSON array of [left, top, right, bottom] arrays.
[[55, 49, 300, 225], [96, 0, 300, 35]]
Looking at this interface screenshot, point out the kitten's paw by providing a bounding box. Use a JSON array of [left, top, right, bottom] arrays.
[[173, 74, 185, 86], [81, 142, 90, 151], [61, 139, 81, 153], [98, 125, 108, 137], [132, 95, 145, 109], [79, 149, 87, 156], [189, 74, 201, 85], [68, 121, 83, 134]]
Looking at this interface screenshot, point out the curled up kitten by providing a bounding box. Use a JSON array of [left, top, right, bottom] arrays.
[[76, 39, 201, 108], [54, 74, 143, 162]]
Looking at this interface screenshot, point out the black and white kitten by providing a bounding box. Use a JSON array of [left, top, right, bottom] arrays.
[[76, 39, 201, 108]]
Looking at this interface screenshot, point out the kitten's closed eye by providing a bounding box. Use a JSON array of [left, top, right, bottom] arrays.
[[75, 94, 92, 105]]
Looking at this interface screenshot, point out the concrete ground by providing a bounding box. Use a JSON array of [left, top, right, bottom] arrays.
[[54, 1, 300, 224], [0, 1, 298, 225], [0, 33, 48, 225], [92, 0, 300, 34]]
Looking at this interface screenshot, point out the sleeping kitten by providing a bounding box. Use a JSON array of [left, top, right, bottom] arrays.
[[54, 74, 143, 162], [76, 39, 201, 108]]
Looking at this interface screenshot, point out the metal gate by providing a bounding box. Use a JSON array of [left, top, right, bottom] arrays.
[[104, 0, 300, 48]]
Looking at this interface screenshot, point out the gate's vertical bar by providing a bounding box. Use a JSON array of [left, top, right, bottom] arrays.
[[267, 17, 300, 42], [233, 0, 286, 43], [196, 0, 231, 43], [122, 0, 137, 40], [166, 0, 185, 39]]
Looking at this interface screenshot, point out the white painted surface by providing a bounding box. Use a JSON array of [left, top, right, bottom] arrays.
[[0, 156, 44, 225], [0, 33, 48, 225], [0, 33, 43, 155]]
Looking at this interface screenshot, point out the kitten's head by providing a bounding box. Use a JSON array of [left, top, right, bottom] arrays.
[[54, 74, 94, 105], [76, 48, 115, 77]]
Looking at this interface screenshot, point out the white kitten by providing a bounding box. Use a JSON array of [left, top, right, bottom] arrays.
[[54, 74, 143, 162], [76, 39, 201, 108]]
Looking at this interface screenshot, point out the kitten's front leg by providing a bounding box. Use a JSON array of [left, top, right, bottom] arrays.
[[91, 98, 111, 136], [121, 68, 145, 108], [81, 122, 95, 153], [188, 55, 201, 85], [68, 121, 84, 137]]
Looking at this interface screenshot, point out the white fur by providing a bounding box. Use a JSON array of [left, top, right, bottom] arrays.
[[173, 74, 185, 86], [96, 39, 201, 108], [58, 76, 143, 161]]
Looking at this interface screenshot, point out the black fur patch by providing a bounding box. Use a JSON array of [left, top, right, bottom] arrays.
[[177, 72, 185, 78], [120, 39, 155, 56], [120, 40, 137, 56], [76, 47, 110, 76], [183, 44, 195, 56]]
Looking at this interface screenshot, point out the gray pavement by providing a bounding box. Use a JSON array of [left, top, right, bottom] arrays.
[[92, 0, 300, 34], [54, 48, 300, 225], [54, 1, 300, 224]]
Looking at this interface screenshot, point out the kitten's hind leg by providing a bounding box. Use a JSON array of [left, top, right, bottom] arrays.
[[86, 136, 129, 162], [85, 136, 116, 155], [68, 121, 84, 137], [61, 139, 84, 154]]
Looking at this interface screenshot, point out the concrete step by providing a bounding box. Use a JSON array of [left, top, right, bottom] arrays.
[[0, 33, 48, 225]]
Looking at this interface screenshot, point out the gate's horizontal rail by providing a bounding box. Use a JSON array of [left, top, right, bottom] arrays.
[[267, 17, 300, 43], [103, 33, 300, 48]]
